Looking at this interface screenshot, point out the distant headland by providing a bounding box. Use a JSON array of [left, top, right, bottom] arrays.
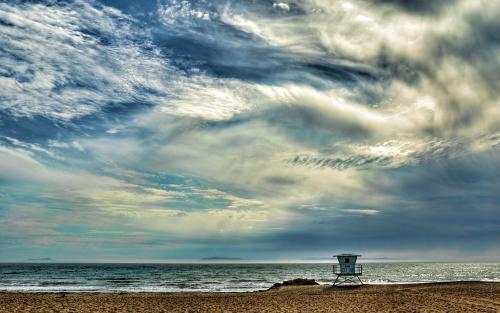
[[26, 258, 54, 262], [199, 257, 245, 261]]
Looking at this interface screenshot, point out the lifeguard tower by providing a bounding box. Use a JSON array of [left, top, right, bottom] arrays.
[[332, 254, 363, 286]]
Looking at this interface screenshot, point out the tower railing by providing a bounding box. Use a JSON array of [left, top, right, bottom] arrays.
[[333, 264, 362, 275]]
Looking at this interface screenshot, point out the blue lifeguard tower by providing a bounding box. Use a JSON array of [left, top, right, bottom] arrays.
[[332, 254, 363, 286]]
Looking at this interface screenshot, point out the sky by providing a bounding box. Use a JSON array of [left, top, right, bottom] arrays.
[[0, 0, 499, 262]]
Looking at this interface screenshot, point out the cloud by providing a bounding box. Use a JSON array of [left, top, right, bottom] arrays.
[[273, 3, 291, 11], [0, 0, 499, 259], [0, 0, 263, 129], [342, 208, 380, 216], [370, 0, 457, 15], [3, 136, 58, 159], [0, 1, 164, 121], [157, 0, 214, 24], [220, 0, 500, 140], [286, 138, 473, 170], [0, 143, 294, 252]]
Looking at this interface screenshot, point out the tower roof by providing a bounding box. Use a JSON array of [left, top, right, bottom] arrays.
[[333, 253, 361, 257]]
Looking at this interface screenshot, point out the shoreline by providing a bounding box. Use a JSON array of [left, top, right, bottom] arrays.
[[1, 280, 499, 294], [1, 282, 498, 312]]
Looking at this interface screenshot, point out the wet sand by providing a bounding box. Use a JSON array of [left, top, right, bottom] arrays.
[[0, 282, 498, 312]]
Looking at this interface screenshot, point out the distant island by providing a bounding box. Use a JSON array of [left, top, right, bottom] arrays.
[[200, 257, 245, 261], [26, 258, 54, 262]]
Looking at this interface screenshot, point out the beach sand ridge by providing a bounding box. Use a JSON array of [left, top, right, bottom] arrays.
[[0, 282, 499, 312]]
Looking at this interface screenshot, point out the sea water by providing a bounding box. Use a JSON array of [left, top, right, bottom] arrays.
[[0, 262, 498, 292]]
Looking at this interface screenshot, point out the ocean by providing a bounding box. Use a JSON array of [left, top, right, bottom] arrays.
[[0, 262, 499, 292]]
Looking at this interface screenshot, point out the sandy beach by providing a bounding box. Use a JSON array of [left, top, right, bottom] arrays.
[[0, 282, 498, 312]]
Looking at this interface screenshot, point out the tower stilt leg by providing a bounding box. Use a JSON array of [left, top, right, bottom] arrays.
[[333, 275, 363, 286], [333, 275, 339, 286], [357, 275, 363, 285]]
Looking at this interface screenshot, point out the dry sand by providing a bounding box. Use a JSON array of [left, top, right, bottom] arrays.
[[0, 282, 499, 312]]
